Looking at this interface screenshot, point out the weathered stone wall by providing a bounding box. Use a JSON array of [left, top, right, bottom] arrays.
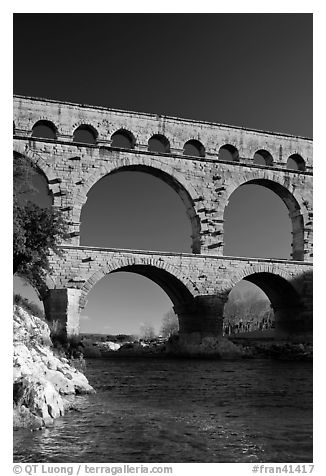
[[47, 246, 313, 337], [13, 95, 313, 167], [13, 95, 313, 258], [13, 95, 313, 339]]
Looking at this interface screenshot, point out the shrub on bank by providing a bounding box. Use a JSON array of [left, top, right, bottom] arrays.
[[47, 319, 84, 360]]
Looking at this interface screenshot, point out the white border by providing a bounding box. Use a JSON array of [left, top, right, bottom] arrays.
[[3, 3, 323, 475]]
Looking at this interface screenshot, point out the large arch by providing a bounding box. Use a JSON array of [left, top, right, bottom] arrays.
[[12, 145, 71, 217], [79, 256, 199, 310], [78, 257, 198, 334], [13, 150, 54, 205], [13, 143, 56, 184], [225, 265, 305, 334], [77, 159, 202, 253], [14, 272, 55, 303], [223, 177, 305, 261]]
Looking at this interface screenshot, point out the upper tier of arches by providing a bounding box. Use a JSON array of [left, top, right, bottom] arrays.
[[15, 119, 311, 172]]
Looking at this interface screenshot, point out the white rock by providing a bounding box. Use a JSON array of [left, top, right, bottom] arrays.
[[98, 341, 121, 351], [13, 305, 95, 429]]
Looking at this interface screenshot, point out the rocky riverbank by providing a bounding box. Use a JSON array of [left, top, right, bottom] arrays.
[[81, 333, 312, 361], [13, 305, 95, 430], [82, 333, 244, 359], [240, 341, 313, 361]]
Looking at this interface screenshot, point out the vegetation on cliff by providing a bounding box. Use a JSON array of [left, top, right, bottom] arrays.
[[13, 156, 94, 429], [13, 153, 68, 293]]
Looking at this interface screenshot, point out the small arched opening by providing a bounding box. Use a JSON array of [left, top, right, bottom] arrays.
[[32, 120, 57, 140], [183, 139, 205, 158], [111, 129, 136, 149], [253, 149, 274, 167], [148, 134, 170, 154], [73, 125, 98, 145], [219, 144, 240, 162], [287, 154, 306, 171]]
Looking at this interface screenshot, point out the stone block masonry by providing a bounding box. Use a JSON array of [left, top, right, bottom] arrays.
[[13, 95, 313, 340], [47, 246, 312, 338]]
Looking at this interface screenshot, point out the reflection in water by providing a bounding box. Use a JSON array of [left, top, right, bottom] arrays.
[[14, 358, 312, 463]]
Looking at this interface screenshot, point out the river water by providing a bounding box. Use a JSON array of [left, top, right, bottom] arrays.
[[13, 358, 313, 463]]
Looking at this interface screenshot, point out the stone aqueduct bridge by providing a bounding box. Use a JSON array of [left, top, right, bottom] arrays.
[[13, 95, 313, 340]]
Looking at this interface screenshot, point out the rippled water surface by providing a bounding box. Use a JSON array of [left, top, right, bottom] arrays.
[[14, 358, 313, 463]]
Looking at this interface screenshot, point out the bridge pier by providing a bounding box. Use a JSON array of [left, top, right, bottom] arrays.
[[273, 305, 312, 339], [44, 287, 226, 341], [174, 295, 225, 341], [43, 289, 81, 337], [13, 95, 313, 348]]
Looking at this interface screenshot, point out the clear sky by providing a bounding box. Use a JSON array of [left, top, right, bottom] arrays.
[[13, 13, 312, 335]]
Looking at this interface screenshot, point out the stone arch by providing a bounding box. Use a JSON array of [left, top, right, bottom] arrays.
[[22, 115, 58, 134], [32, 119, 58, 139], [148, 134, 170, 153], [183, 139, 205, 158], [225, 265, 304, 334], [78, 256, 199, 312], [13, 144, 57, 184], [223, 175, 305, 260], [111, 128, 136, 149], [228, 262, 295, 288], [218, 144, 240, 162], [253, 149, 274, 166], [13, 144, 68, 210], [73, 124, 98, 144], [287, 153, 306, 171], [77, 157, 202, 253], [14, 270, 55, 313]]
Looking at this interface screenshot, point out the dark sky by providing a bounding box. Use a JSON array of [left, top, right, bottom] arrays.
[[13, 14, 312, 335], [14, 13, 312, 137]]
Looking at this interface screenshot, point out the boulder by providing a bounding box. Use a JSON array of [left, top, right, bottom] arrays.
[[13, 404, 44, 430], [13, 305, 95, 430], [13, 376, 64, 426], [100, 341, 121, 351]]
